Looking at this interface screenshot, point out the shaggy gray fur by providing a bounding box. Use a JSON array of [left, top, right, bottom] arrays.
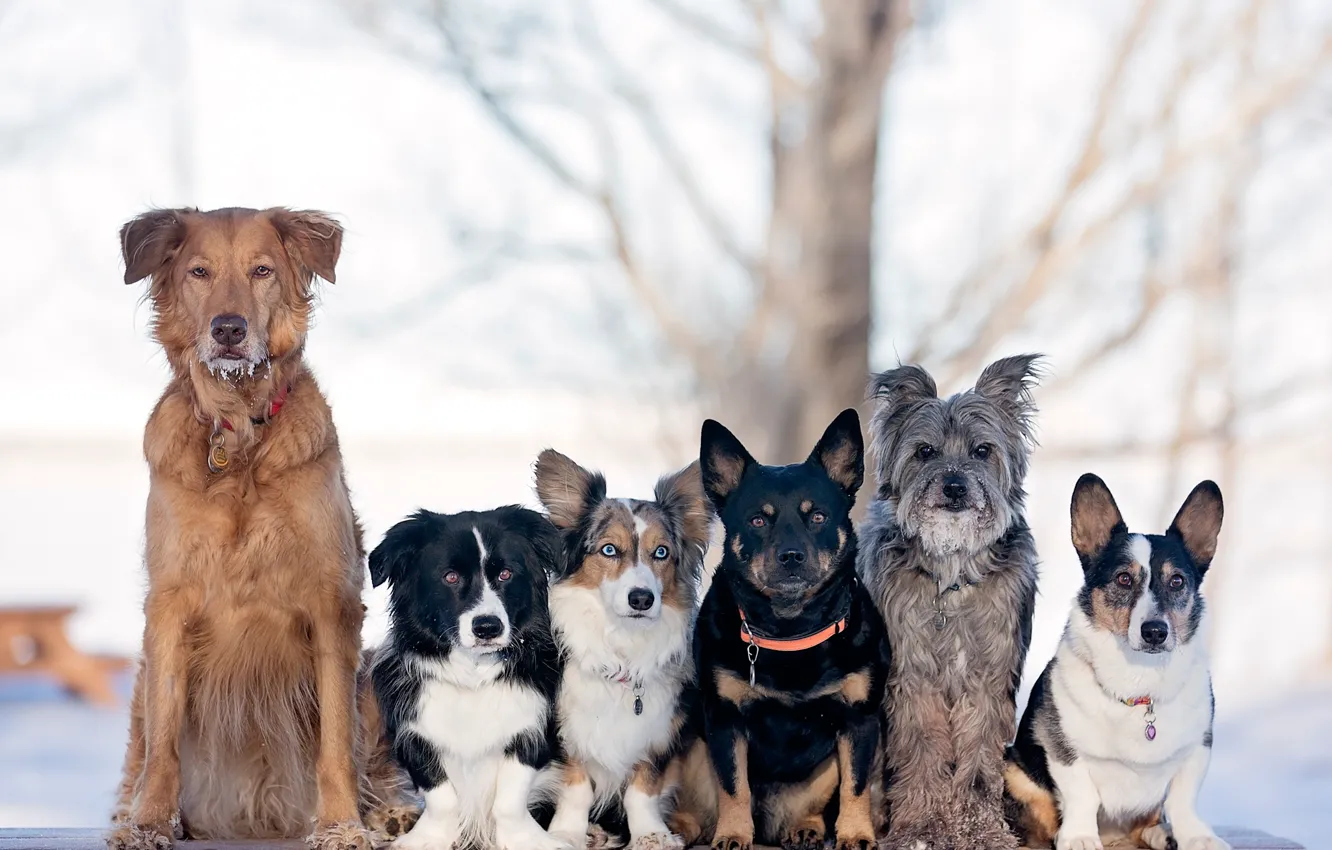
[[857, 355, 1042, 850]]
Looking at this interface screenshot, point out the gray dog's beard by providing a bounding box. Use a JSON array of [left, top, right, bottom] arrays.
[[905, 502, 1008, 591]]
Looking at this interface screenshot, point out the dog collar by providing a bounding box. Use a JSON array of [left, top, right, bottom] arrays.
[[737, 607, 848, 652], [1123, 696, 1158, 741], [207, 384, 292, 473]]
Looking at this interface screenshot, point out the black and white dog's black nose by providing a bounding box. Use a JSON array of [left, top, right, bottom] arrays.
[[471, 615, 505, 640], [1141, 620, 1169, 646], [627, 588, 655, 611]]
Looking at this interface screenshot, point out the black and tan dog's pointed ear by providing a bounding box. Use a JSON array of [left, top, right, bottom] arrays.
[[368, 510, 432, 588], [1168, 480, 1224, 574], [271, 208, 342, 283], [808, 408, 864, 499], [534, 449, 606, 530], [655, 460, 713, 551], [121, 209, 188, 284], [700, 419, 754, 512], [1070, 473, 1126, 572]]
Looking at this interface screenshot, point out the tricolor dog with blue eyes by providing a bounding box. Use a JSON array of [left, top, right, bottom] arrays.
[[1005, 474, 1227, 850], [671, 410, 890, 850], [369, 506, 571, 850]]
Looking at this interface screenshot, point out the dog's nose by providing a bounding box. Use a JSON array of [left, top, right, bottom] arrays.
[[471, 615, 504, 640], [942, 475, 968, 501], [1141, 620, 1169, 646], [627, 588, 655, 611], [211, 314, 248, 347], [778, 549, 805, 566]]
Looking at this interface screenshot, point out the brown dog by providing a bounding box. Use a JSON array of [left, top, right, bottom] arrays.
[[108, 207, 412, 850]]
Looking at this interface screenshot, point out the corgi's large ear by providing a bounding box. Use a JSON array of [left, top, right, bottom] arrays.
[[1070, 473, 1126, 573], [534, 449, 606, 530], [807, 408, 864, 499], [655, 460, 712, 552], [1168, 480, 1223, 574], [368, 510, 434, 588], [121, 209, 189, 285], [700, 419, 754, 513]]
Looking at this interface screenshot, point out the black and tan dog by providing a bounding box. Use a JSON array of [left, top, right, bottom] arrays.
[[672, 410, 890, 850]]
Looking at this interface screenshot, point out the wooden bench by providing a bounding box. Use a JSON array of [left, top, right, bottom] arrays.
[[0, 605, 127, 705], [0, 828, 1306, 849]]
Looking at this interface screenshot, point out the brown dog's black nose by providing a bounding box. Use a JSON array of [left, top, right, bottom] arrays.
[[211, 314, 248, 347], [627, 588, 655, 611], [1141, 620, 1169, 646]]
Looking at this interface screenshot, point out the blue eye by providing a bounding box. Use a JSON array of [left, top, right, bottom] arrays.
[[601, 543, 618, 557], [653, 545, 669, 560]]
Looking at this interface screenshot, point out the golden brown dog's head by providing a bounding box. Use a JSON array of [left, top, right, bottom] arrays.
[[120, 207, 341, 380]]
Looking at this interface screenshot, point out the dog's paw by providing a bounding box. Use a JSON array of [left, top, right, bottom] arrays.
[[627, 833, 684, 850], [308, 820, 375, 850], [106, 823, 175, 850], [838, 837, 875, 850], [496, 818, 574, 850], [365, 805, 422, 843], [585, 824, 627, 850], [782, 824, 825, 850], [1176, 833, 1229, 850], [1055, 835, 1103, 850], [711, 835, 754, 850], [1140, 824, 1171, 850]]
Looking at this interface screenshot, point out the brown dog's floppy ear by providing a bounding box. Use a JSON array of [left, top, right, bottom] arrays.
[[1168, 480, 1223, 574], [655, 460, 713, 551], [121, 209, 188, 284], [271, 209, 343, 283], [1070, 473, 1126, 574], [700, 419, 754, 513], [534, 449, 606, 530], [807, 408, 864, 499]]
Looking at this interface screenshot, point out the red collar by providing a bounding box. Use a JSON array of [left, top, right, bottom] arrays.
[[738, 607, 848, 652], [220, 384, 291, 431]]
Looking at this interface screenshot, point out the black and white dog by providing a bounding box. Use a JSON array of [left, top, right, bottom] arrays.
[[1005, 475, 1226, 850], [370, 507, 572, 850]]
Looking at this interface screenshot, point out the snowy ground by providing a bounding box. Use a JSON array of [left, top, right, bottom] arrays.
[[1, 671, 1328, 848]]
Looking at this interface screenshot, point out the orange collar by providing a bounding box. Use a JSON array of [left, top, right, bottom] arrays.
[[738, 607, 848, 652]]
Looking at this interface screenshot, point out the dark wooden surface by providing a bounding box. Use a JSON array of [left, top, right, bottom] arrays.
[[0, 827, 1306, 850]]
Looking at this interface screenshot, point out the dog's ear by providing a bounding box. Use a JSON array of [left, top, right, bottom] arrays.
[[271, 209, 343, 284], [534, 449, 606, 530], [1167, 480, 1223, 574], [502, 506, 564, 581], [368, 510, 433, 588], [867, 364, 938, 412], [121, 209, 188, 284], [807, 409, 865, 499], [700, 419, 754, 512], [1070, 473, 1126, 573], [655, 460, 713, 554], [974, 354, 1044, 431]]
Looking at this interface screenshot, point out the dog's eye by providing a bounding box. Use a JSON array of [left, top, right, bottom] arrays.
[[253, 265, 273, 278], [601, 543, 619, 557], [1168, 574, 1185, 590], [443, 571, 460, 585], [916, 444, 936, 461], [190, 266, 208, 279], [749, 515, 766, 528], [653, 545, 669, 560], [497, 568, 513, 582], [1115, 572, 1133, 588], [809, 510, 827, 524], [971, 444, 992, 460]]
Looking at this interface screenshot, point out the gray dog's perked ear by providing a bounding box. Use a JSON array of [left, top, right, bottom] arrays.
[[121, 209, 189, 284], [973, 354, 1044, 434], [534, 449, 607, 530], [700, 419, 754, 512], [867, 364, 938, 412], [807, 408, 864, 499], [1167, 480, 1224, 574], [1070, 473, 1126, 573]]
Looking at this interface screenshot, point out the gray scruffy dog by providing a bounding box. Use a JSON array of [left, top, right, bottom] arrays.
[[856, 355, 1043, 850]]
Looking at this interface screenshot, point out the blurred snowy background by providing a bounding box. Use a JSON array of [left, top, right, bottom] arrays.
[[1, 0, 1330, 844]]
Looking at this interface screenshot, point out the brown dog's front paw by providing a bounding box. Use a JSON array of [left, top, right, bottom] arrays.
[[364, 804, 422, 842], [106, 823, 175, 850], [712, 835, 753, 850], [308, 820, 375, 850]]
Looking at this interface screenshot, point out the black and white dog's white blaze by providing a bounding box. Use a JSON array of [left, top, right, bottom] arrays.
[[1005, 475, 1227, 850], [370, 506, 571, 850]]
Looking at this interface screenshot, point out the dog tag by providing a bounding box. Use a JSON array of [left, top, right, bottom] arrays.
[[207, 427, 229, 474], [933, 611, 947, 630], [634, 695, 643, 715]]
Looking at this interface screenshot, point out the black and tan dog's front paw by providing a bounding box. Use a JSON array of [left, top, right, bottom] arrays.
[[712, 834, 754, 850], [782, 821, 825, 850], [836, 828, 876, 850], [307, 820, 375, 850]]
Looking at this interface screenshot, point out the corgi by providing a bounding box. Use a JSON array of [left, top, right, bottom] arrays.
[[1005, 474, 1227, 850], [370, 507, 572, 850], [534, 450, 712, 850]]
